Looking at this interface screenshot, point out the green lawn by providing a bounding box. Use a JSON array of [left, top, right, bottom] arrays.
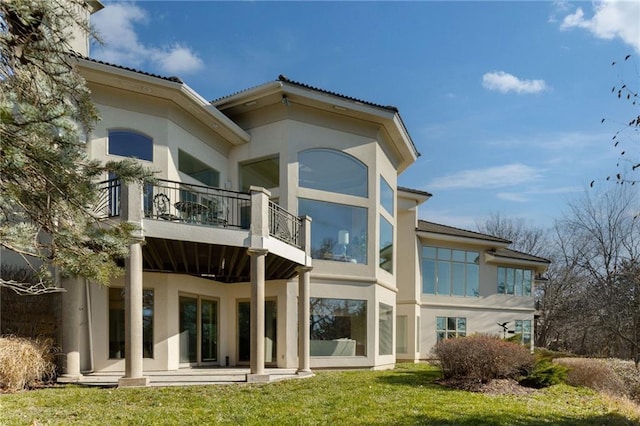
[[1, 364, 638, 425]]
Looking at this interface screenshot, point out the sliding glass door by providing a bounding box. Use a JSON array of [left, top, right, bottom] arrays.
[[237, 300, 277, 364], [179, 296, 218, 365]]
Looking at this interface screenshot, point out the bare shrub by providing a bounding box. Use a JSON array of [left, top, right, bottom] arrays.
[[0, 336, 58, 392], [432, 335, 534, 383], [555, 358, 627, 397], [607, 358, 640, 403]]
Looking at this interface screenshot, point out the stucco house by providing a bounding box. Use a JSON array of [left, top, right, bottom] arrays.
[[4, 1, 550, 386]]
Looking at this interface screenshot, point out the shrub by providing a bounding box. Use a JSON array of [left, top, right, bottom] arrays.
[[0, 336, 58, 392], [519, 359, 568, 388], [554, 358, 627, 397], [431, 334, 534, 383]]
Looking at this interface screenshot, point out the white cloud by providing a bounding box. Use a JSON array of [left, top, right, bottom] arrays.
[[496, 192, 530, 203], [560, 0, 640, 52], [428, 163, 544, 190], [92, 3, 203, 75], [482, 71, 547, 94], [497, 186, 582, 203]]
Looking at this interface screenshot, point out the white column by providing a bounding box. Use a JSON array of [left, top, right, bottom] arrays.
[[297, 266, 312, 374], [118, 181, 148, 387], [118, 239, 148, 387], [59, 277, 84, 381], [248, 247, 269, 382]]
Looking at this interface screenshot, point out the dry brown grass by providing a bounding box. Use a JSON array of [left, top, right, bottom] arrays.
[[554, 357, 632, 399], [0, 336, 58, 392]]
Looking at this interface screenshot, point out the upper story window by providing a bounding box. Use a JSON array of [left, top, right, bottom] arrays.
[[422, 246, 480, 297], [298, 149, 367, 197], [108, 130, 153, 161], [178, 149, 219, 187], [299, 198, 367, 264], [380, 176, 394, 216], [497, 267, 533, 296], [239, 156, 279, 193], [379, 216, 393, 273]]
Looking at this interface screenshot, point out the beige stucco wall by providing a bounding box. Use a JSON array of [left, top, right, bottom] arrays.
[[89, 273, 299, 372], [87, 85, 232, 184], [420, 307, 535, 357]]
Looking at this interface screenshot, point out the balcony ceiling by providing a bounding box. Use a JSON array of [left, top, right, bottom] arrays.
[[142, 237, 300, 283]]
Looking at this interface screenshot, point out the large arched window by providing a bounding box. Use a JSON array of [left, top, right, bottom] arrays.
[[298, 149, 367, 197], [108, 129, 153, 161]]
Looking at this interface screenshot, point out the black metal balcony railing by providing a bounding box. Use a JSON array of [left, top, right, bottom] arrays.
[[148, 179, 251, 230], [95, 179, 303, 248], [269, 201, 301, 248]]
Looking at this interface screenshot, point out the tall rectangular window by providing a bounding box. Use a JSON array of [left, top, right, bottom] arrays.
[[497, 267, 533, 296], [109, 288, 154, 359], [310, 298, 367, 357], [379, 216, 393, 273], [380, 176, 394, 216], [422, 247, 479, 297], [379, 303, 393, 355], [396, 315, 408, 354]]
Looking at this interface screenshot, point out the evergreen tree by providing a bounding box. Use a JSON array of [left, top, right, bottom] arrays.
[[0, 0, 152, 294]]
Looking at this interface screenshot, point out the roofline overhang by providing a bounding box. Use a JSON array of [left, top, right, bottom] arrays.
[[213, 81, 419, 172], [416, 230, 511, 248], [484, 251, 550, 272], [88, 1, 105, 14], [398, 187, 432, 205], [76, 58, 250, 145]]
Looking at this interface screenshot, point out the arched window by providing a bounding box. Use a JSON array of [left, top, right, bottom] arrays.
[[108, 130, 153, 162], [298, 149, 367, 197]]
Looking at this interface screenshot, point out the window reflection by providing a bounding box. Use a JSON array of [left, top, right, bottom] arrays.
[[379, 216, 393, 273], [108, 130, 153, 161], [299, 198, 367, 264], [298, 149, 367, 197], [310, 298, 367, 357]]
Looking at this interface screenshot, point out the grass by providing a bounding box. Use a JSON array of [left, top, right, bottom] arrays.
[[1, 364, 639, 425]]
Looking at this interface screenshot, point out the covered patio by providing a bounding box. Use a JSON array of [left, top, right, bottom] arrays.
[[59, 180, 313, 387]]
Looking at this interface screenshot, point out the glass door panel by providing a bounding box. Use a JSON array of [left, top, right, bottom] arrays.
[[179, 296, 197, 363], [201, 299, 218, 362], [237, 300, 277, 364]]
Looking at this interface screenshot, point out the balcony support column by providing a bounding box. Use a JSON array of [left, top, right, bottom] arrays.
[[296, 266, 313, 375], [118, 182, 149, 387], [248, 247, 269, 383]]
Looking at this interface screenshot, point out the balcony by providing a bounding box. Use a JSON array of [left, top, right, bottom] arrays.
[[95, 178, 310, 283]]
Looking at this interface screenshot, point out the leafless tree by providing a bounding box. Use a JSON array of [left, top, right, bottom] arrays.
[[476, 212, 548, 257]]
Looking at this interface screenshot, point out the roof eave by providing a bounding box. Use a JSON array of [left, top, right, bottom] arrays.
[[417, 230, 512, 248], [214, 80, 419, 171], [76, 58, 250, 144], [484, 251, 550, 272]]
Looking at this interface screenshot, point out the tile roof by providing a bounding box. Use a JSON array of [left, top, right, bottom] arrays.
[[211, 75, 400, 112], [276, 75, 400, 113], [417, 220, 511, 244], [74, 53, 184, 84]]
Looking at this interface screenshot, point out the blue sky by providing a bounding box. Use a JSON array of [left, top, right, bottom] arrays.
[[91, 1, 640, 230]]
